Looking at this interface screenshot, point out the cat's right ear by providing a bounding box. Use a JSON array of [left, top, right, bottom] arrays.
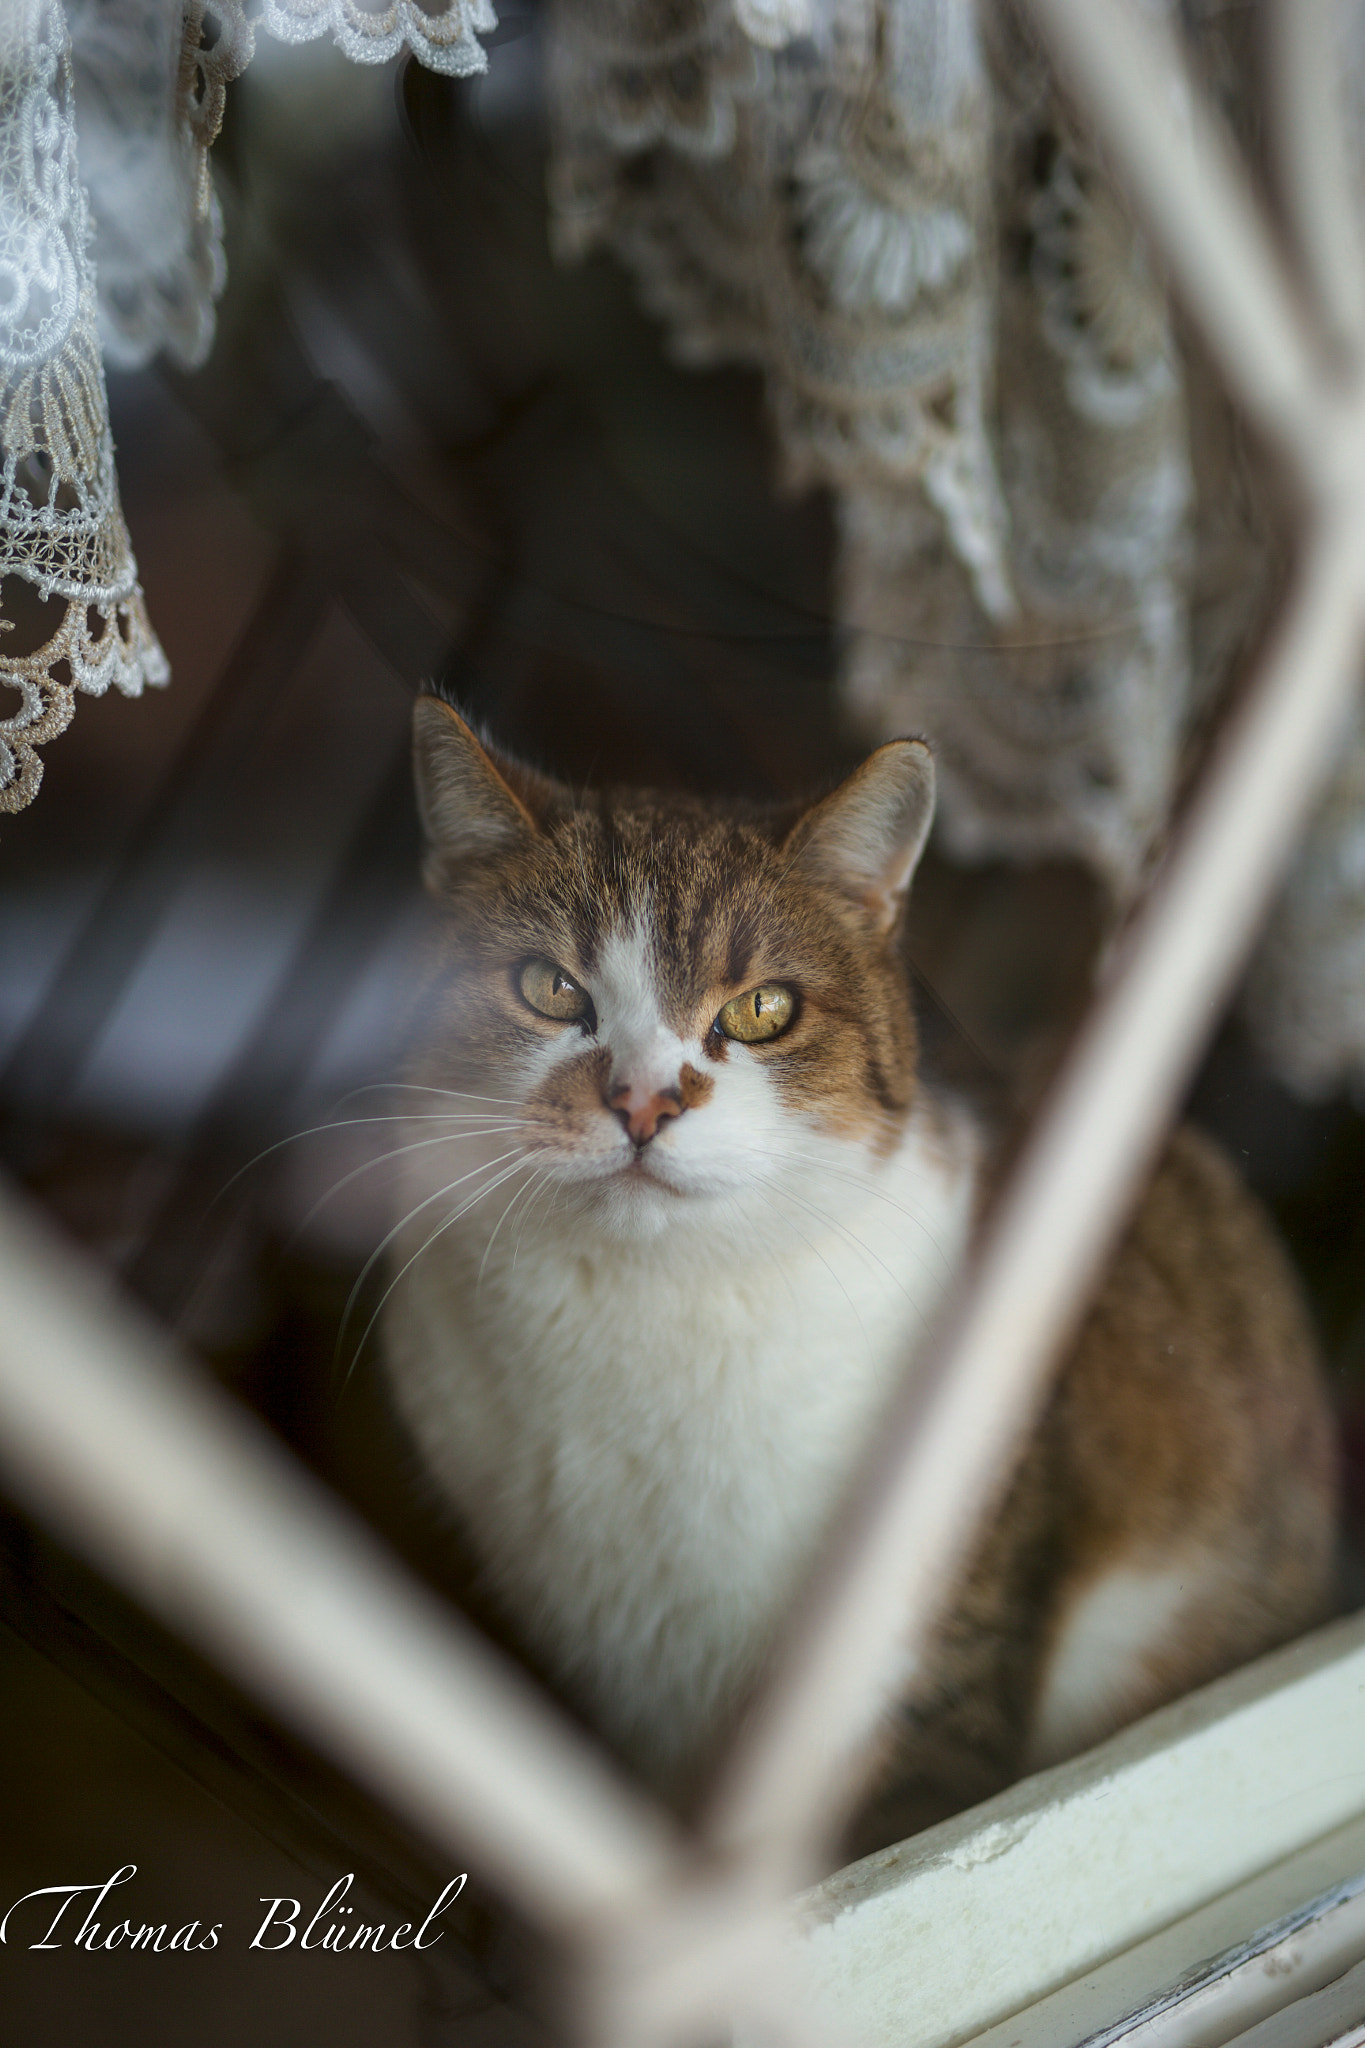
[[413, 697, 554, 889]]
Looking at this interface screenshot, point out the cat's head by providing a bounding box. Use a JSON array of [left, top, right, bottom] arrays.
[[404, 698, 935, 1243]]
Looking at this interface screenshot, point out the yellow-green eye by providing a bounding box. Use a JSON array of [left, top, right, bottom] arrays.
[[716, 984, 796, 1044], [519, 958, 591, 1023]]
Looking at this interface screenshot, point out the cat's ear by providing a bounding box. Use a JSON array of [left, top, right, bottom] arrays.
[[413, 697, 557, 886], [787, 739, 935, 933]]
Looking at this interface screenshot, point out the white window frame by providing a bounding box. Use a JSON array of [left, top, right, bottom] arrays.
[[782, 1612, 1365, 2048], [3, 2, 1365, 2044]]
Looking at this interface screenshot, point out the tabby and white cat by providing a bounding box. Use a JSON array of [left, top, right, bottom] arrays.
[[382, 697, 1336, 1832]]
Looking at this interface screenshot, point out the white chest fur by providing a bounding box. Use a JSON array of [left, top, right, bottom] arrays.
[[382, 1100, 979, 1787]]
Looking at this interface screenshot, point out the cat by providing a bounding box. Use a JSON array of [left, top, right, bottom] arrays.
[[381, 695, 1338, 1842]]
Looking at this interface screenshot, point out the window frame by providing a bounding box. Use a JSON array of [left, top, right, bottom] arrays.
[[4, 1, 1365, 2043]]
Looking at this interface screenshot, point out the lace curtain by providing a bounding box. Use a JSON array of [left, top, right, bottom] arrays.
[[0, 0, 493, 813], [2, 0, 1363, 1097], [545, 0, 1365, 1098]]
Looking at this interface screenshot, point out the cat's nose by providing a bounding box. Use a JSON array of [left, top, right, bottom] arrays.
[[606, 1081, 683, 1148]]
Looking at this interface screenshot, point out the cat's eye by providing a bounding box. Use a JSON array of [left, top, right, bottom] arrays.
[[715, 984, 796, 1043], [518, 958, 592, 1024]]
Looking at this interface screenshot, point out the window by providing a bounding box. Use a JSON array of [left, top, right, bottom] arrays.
[[3, 2, 1365, 2044]]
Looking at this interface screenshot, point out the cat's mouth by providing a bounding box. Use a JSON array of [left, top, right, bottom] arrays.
[[611, 1145, 691, 1199], [623, 1148, 682, 1188]]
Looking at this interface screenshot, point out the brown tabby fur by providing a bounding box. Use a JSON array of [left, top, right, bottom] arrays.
[[856, 1128, 1338, 1846]]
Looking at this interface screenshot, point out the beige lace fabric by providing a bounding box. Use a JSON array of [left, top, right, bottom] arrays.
[[547, 0, 1195, 889], [546, 0, 1365, 1097], [0, 0, 496, 814]]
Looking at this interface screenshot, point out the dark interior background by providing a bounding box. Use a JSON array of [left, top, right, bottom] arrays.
[[3, 10, 1365, 2044]]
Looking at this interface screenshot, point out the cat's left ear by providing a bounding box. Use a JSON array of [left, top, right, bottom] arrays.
[[787, 739, 936, 934]]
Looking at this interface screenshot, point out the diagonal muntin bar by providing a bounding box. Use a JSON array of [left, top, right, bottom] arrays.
[[0, 1175, 831, 2043], [707, 516, 1365, 1869], [702, 0, 1365, 1873], [1268, 0, 1365, 365], [0, 1177, 678, 1936], [1025, 0, 1347, 480]]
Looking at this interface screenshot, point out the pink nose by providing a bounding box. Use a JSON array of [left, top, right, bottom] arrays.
[[607, 1082, 683, 1147]]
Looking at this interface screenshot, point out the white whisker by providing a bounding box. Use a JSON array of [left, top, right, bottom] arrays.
[[343, 1151, 533, 1384], [511, 1168, 557, 1274], [779, 1146, 961, 1284], [297, 1125, 544, 1234], [359, 1081, 528, 1111], [768, 1176, 944, 1349], [336, 1145, 529, 1367], [777, 1177, 912, 1297], [477, 1162, 547, 1286], [754, 1179, 871, 1344], [218, 1108, 538, 1201]]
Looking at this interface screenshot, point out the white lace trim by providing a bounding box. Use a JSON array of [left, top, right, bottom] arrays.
[[0, 0, 497, 813], [258, 0, 496, 76], [0, 0, 168, 815]]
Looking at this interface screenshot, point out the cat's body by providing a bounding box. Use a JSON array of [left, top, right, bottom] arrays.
[[383, 700, 1337, 1831]]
